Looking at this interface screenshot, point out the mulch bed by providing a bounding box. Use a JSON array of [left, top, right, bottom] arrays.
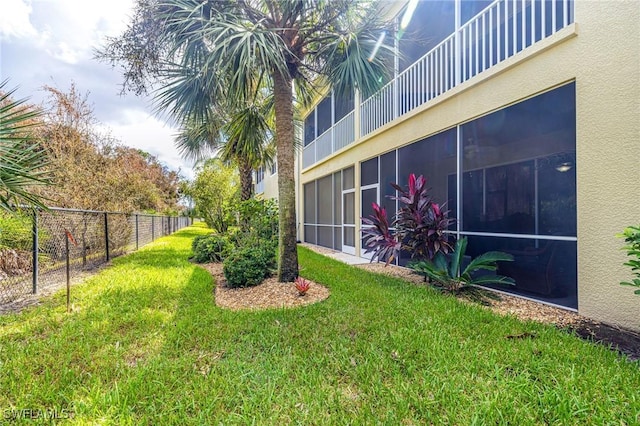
[[200, 263, 330, 311]]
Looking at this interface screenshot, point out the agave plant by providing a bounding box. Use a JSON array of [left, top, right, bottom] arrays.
[[409, 237, 515, 293]]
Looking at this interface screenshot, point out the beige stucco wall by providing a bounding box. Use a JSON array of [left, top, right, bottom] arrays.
[[299, 3, 640, 330], [573, 1, 640, 331], [260, 169, 279, 201]]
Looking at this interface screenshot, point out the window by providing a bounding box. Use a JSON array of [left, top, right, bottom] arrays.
[[335, 89, 354, 123], [461, 83, 576, 237], [360, 157, 379, 186], [255, 167, 265, 184], [398, 0, 455, 72], [303, 89, 355, 145], [316, 96, 332, 136], [304, 112, 315, 146], [459, 82, 577, 307]]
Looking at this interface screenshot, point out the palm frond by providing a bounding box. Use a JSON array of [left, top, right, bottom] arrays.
[[463, 251, 515, 276], [0, 80, 52, 211]]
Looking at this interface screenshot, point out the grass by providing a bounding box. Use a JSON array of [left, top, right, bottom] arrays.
[[0, 222, 638, 424]]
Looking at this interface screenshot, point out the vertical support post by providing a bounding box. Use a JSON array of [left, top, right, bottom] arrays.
[[454, 0, 461, 86], [330, 90, 335, 154], [456, 126, 462, 239], [32, 209, 39, 294], [104, 212, 110, 262], [354, 89, 361, 140], [135, 214, 139, 250], [393, 18, 399, 120], [65, 235, 70, 313], [152, 216, 155, 241]]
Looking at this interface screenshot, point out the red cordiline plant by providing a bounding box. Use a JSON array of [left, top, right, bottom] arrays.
[[362, 174, 455, 265]]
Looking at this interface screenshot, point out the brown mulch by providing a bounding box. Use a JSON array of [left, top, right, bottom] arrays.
[[200, 263, 330, 311]]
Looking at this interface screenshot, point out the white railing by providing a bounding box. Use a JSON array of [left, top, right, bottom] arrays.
[[334, 111, 355, 151], [303, 111, 355, 168], [316, 129, 333, 162], [305, 0, 573, 167], [396, 34, 456, 121], [360, 82, 396, 137], [303, 142, 315, 168]]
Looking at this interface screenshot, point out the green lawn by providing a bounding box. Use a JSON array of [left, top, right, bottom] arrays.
[[0, 223, 638, 424]]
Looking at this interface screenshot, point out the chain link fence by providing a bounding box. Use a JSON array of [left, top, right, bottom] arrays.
[[0, 207, 192, 305]]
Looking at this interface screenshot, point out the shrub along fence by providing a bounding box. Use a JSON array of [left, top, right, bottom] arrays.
[[0, 207, 192, 305]]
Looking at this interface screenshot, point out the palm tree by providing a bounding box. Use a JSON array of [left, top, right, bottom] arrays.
[[173, 94, 275, 202], [159, 0, 393, 281], [97, 0, 393, 281], [0, 81, 51, 211]]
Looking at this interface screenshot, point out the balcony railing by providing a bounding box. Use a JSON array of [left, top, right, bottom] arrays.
[[303, 111, 355, 168], [303, 0, 573, 169]]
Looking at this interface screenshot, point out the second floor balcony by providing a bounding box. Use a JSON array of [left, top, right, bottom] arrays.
[[303, 0, 574, 169]]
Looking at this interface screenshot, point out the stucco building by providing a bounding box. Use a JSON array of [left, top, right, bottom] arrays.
[[257, 0, 640, 331]]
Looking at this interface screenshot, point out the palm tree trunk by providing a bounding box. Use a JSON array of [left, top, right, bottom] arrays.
[[238, 158, 254, 201], [272, 70, 299, 282]]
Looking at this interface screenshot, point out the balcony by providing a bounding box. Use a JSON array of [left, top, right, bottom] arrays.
[[303, 0, 574, 169]]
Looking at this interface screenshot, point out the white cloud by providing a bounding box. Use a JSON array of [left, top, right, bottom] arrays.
[[46, 41, 79, 64], [1, 0, 196, 182], [0, 0, 38, 40]]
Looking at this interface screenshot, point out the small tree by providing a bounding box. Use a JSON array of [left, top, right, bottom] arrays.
[[186, 159, 239, 233], [362, 174, 454, 265]]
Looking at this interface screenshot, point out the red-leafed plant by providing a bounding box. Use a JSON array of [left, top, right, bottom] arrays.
[[362, 203, 401, 265], [362, 174, 455, 264], [294, 277, 311, 296]]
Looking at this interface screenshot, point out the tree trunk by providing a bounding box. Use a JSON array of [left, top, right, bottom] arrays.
[[272, 70, 299, 282], [238, 158, 254, 202]]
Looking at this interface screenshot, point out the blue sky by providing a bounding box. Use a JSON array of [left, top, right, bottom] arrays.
[[0, 0, 196, 179]]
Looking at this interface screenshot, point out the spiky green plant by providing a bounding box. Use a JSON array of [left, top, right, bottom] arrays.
[[409, 237, 515, 293], [0, 80, 51, 211]]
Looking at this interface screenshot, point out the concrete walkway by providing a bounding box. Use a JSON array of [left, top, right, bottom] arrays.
[[300, 243, 371, 265]]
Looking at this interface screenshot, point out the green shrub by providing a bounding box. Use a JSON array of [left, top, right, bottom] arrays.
[[223, 243, 276, 288], [191, 234, 232, 263], [618, 225, 640, 294], [236, 198, 278, 242], [0, 210, 49, 250]]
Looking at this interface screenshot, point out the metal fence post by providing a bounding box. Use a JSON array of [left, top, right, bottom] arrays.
[[151, 216, 155, 241], [104, 212, 110, 261], [32, 209, 39, 294], [135, 214, 139, 250], [65, 234, 70, 312]]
